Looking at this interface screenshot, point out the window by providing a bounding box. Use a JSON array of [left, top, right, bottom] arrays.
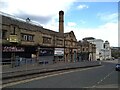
[[29, 36, 33, 41], [86, 47, 88, 51], [43, 37, 51, 44], [11, 26, 16, 35], [57, 39, 63, 45], [13, 27, 15, 35], [65, 41, 68, 46], [2, 30, 7, 39], [83, 48, 85, 51], [21, 33, 34, 41], [23, 35, 27, 41]]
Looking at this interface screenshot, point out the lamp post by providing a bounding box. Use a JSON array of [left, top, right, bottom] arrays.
[[9, 36, 18, 68]]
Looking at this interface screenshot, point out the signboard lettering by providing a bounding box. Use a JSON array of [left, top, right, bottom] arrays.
[[2, 46, 24, 52]]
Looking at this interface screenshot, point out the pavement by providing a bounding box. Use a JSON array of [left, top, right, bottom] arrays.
[[2, 60, 101, 79]]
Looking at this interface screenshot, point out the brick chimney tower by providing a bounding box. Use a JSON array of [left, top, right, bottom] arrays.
[[59, 10, 64, 33]]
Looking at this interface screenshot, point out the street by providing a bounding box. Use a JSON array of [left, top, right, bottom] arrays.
[[3, 60, 120, 88]]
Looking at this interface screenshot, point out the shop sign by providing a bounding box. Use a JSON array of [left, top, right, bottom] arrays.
[[2, 46, 24, 52], [9, 35, 19, 43], [54, 48, 64, 56], [39, 48, 54, 56]]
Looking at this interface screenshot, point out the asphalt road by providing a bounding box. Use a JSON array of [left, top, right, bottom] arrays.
[[3, 60, 120, 88]]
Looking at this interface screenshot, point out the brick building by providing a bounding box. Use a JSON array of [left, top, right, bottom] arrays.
[[1, 11, 96, 64]]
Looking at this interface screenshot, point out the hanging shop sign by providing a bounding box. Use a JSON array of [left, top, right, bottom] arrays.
[[9, 35, 19, 43], [2, 46, 24, 52]]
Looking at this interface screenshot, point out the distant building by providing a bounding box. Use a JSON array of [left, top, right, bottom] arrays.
[[77, 40, 96, 61], [83, 37, 111, 60], [102, 41, 111, 60]]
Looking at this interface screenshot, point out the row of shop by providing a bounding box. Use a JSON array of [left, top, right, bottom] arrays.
[[2, 45, 94, 64], [2, 45, 64, 64]]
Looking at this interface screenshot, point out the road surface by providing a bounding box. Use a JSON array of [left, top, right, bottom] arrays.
[[3, 60, 120, 88]]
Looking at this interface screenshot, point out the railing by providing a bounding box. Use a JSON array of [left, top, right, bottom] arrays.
[[2, 58, 37, 65]]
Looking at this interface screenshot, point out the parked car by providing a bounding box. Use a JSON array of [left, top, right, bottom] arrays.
[[115, 64, 120, 71]]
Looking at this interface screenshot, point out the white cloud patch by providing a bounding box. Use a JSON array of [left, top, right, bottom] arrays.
[[77, 4, 89, 10], [0, 0, 76, 16], [75, 0, 119, 2], [44, 15, 59, 31], [97, 13, 118, 23], [65, 22, 118, 47], [67, 22, 77, 27]]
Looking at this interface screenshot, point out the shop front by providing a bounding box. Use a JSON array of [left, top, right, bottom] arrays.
[[2, 45, 25, 65], [2, 45, 37, 65], [39, 47, 54, 64]]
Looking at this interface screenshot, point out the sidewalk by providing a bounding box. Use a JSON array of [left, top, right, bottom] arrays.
[[2, 61, 101, 79]]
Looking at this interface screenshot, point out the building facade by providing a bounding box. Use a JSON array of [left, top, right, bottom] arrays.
[[101, 41, 111, 60], [77, 40, 96, 61], [1, 11, 96, 64], [83, 37, 111, 60]]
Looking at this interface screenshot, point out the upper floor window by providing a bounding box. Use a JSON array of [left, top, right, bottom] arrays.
[[65, 41, 67, 46], [57, 39, 63, 45], [82, 48, 85, 51], [86, 47, 88, 51], [2, 30, 7, 39], [43, 37, 51, 44], [21, 33, 34, 41], [29, 35, 33, 41], [23, 35, 27, 41], [11, 26, 16, 35]]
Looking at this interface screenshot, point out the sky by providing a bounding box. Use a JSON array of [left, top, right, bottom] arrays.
[[0, 0, 119, 47]]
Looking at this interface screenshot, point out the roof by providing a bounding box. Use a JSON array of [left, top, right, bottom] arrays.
[[1, 13, 64, 38]]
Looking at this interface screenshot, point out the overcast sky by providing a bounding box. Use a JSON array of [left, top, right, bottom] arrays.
[[0, 0, 119, 47]]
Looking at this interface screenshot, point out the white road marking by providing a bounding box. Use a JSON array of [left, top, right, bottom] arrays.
[[2, 65, 103, 88], [92, 70, 114, 88]]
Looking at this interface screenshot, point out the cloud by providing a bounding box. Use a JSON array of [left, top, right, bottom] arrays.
[[0, 0, 76, 25], [65, 22, 118, 47], [67, 22, 76, 27], [44, 15, 59, 31], [75, 0, 119, 2], [0, 0, 75, 16], [97, 13, 118, 23], [77, 4, 89, 10], [15, 12, 52, 24], [0, 0, 8, 9]]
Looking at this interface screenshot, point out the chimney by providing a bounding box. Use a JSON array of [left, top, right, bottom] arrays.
[[59, 10, 64, 33]]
